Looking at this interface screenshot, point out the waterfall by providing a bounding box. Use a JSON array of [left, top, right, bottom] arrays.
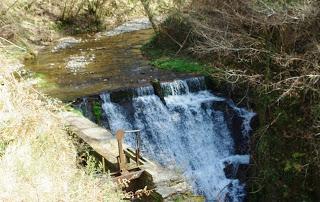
[[98, 77, 255, 201]]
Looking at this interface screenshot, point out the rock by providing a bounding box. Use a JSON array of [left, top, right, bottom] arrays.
[[212, 101, 253, 155], [110, 88, 135, 104], [223, 155, 250, 184], [102, 18, 152, 37], [168, 195, 205, 202], [143, 165, 193, 201], [224, 162, 249, 183], [52, 37, 80, 52], [66, 55, 89, 72], [151, 79, 166, 104]]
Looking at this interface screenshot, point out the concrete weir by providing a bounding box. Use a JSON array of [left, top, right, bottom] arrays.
[[61, 111, 198, 201]]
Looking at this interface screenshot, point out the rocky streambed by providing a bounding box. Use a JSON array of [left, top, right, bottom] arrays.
[[25, 19, 193, 101]]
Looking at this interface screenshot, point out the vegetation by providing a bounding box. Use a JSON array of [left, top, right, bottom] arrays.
[[0, 74, 123, 201], [142, 32, 208, 74], [143, 0, 320, 201], [1, 0, 319, 201], [93, 101, 103, 123], [58, 0, 116, 33], [151, 58, 206, 73]]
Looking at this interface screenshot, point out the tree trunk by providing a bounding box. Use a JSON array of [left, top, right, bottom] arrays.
[[139, 0, 158, 33]]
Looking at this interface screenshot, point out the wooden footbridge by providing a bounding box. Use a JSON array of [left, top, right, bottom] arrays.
[[61, 112, 198, 201]]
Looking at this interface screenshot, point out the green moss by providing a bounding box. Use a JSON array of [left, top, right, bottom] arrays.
[[34, 72, 46, 80], [32, 72, 58, 89], [151, 58, 207, 73], [142, 33, 210, 75], [173, 195, 205, 202], [65, 106, 83, 116], [92, 101, 102, 123]]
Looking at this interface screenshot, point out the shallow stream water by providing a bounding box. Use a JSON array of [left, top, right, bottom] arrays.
[[25, 28, 192, 101]]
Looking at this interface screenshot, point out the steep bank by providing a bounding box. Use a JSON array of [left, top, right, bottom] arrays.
[[141, 0, 320, 201], [0, 13, 123, 202], [0, 73, 123, 201]]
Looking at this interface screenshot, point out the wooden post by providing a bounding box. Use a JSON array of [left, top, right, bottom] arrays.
[[116, 130, 128, 173], [135, 131, 141, 167], [102, 156, 106, 173]]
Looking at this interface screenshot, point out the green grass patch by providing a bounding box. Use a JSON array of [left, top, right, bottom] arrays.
[[151, 58, 207, 73], [65, 105, 83, 116], [142, 32, 211, 75]]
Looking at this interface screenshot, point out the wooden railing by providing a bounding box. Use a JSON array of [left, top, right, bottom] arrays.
[[116, 129, 142, 174]]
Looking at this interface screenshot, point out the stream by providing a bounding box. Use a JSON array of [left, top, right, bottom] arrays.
[[25, 25, 192, 101], [25, 21, 256, 201]]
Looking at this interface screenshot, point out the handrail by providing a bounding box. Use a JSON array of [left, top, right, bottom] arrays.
[[116, 129, 142, 174]]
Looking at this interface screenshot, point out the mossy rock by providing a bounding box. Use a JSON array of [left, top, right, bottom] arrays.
[[151, 79, 165, 104], [171, 194, 205, 202], [92, 100, 103, 123]]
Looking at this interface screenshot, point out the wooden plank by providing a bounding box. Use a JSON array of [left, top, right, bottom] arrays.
[[61, 112, 193, 199], [61, 112, 120, 165], [112, 170, 145, 183]]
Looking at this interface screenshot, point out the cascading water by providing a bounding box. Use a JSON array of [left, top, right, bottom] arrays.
[[96, 77, 255, 201]]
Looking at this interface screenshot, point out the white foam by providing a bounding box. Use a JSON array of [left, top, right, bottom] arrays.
[[100, 79, 254, 201]]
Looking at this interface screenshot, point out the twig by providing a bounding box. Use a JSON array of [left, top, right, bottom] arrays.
[[249, 182, 264, 194], [237, 84, 250, 106], [175, 29, 192, 56], [161, 29, 183, 47], [0, 37, 27, 51], [0, 0, 19, 16]]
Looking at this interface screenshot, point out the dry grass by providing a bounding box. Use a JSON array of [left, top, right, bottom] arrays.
[[164, 0, 320, 99], [0, 72, 124, 201], [0, 1, 126, 200], [0, 1, 127, 197], [0, 0, 58, 49]]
